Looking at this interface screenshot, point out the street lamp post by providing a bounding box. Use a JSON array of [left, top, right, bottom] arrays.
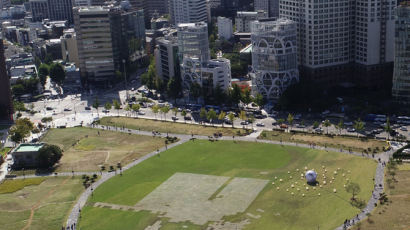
[[123, 59, 128, 102]]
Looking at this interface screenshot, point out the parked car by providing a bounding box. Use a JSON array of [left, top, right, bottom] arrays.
[[400, 126, 408, 131], [85, 106, 91, 110], [296, 124, 306, 128], [172, 116, 179, 121], [314, 128, 323, 133], [347, 128, 356, 132], [256, 122, 265, 127], [240, 121, 249, 125], [280, 124, 288, 129], [102, 110, 110, 113], [64, 108, 72, 112], [184, 116, 192, 120], [46, 107, 53, 111], [138, 111, 145, 115]]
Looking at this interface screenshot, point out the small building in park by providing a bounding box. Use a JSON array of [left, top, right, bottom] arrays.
[[11, 143, 44, 169]]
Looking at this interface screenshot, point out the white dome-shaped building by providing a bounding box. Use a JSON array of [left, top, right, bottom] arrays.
[[305, 170, 317, 183]]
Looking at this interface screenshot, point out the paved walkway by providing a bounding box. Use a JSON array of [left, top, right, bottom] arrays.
[[41, 124, 391, 230]]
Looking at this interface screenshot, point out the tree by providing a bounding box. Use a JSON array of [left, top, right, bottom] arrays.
[[228, 112, 236, 128], [242, 88, 252, 105], [49, 63, 66, 86], [13, 101, 26, 112], [239, 110, 247, 129], [181, 109, 187, 123], [384, 117, 392, 140], [323, 119, 331, 134], [287, 113, 294, 131], [10, 118, 34, 143], [207, 109, 217, 126], [337, 119, 344, 135], [38, 64, 49, 87], [190, 82, 202, 103], [161, 105, 170, 120], [172, 107, 178, 117], [104, 102, 112, 112], [218, 111, 226, 127], [41, 117, 53, 127], [200, 107, 207, 121], [44, 53, 53, 65], [354, 119, 365, 137], [249, 115, 255, 130], [254, 93, 265, 107], [132, 104, 140, 117], [231, 84, 242, 105], [313, 121, 320, 129], [93, 97, 100, 116], [113, 99, 121, 116], [167, 77, 182, 104], [37, 144, 63, 169], [151, 105, 159, 119], [345, 182, 361, 200]]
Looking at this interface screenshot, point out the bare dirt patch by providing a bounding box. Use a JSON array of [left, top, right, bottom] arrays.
[[95, 173, 268, 225]]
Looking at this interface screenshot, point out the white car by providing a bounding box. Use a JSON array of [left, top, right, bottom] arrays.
[[400, 126, 408, 131], [256, 122, 265, 127], [138, 111, 145, 115], [347, 128, 356, 132]]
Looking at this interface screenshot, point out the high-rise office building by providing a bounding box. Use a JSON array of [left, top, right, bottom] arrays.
[[178, 22, 231, 92], [217, 16, 232, 40], [61, 29, 79, 66], [30, 0, 74, 23], [392, 2, 410, 103], [254, 0, 279, 18], [250, 18, 299, 100], [177, 22, 209, 62], [74, 5, 145, 84], [279, 0, 396, 85], [75, 0, 91, 6], [0, 39, 13, 121], [74, 6, 115, 84], [169, 0, 209, 25], [110, 7, 145, 70], [0, 0, 11, 8], [155, 35, 179, 83], [30, 0, 48, 22]]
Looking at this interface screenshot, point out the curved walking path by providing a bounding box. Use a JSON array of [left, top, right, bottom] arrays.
[[59, 124, 392, 230]]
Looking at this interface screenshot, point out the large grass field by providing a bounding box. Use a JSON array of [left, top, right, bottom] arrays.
[[352, 165, 410, 230], [79, 140, 377, 230], [0, 177, 84, 230], [259, 130, 388, 153], [41, 127, 166, 172], [98, 117, 250, 136]]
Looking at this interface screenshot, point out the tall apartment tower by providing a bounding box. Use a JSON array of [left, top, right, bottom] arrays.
[[0, 39, 13, 121], [392, 2, 410, 103], [279, 0, 396, 86], [254, 0, 279, 18], [250, 18, 299, 100], [30, 0, 74, 23], [74, 6, 115, 84], [169, 0, 209, 25]]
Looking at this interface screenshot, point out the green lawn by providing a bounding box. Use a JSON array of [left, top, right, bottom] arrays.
[[41, 127, 166, 172], [259, 130, 388, 153], [80, 140, 377, 230], [0, 178, 45, 194], [0, 177, 84, 230], [98, 116, 251, 136]]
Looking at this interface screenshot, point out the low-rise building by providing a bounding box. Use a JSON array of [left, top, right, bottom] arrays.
[[235, 11, 267, 33], [11, 143, 44, 169]]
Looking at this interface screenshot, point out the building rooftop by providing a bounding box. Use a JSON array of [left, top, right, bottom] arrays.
[[14, 143, 44, 153]]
